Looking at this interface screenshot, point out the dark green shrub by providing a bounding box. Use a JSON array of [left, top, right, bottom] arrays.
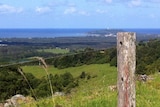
[[80, 71, 86, 79]]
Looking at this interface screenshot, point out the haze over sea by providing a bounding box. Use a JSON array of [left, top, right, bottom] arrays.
[[0, 28, 160, 38]]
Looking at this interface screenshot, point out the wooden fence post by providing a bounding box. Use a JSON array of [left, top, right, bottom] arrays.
[[117, 32, 136, 107]]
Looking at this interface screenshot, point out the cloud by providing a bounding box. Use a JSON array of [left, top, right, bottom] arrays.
[[64, 7, 77, 14], [126, 0, 159, 8], [64, 6, 90, 16], [0, 4, 23, 14], [86, 0, 157, 8], [128, 0, 142, 7], [35, 6, 52, 14]]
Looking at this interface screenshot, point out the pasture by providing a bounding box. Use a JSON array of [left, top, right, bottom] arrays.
[[22, 64, 160, 107]]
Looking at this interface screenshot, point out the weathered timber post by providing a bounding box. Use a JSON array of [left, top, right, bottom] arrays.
[[117, 32, 136, 107]]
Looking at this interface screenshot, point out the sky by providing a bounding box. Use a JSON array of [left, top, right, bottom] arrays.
[[0, 0, 160, 28]]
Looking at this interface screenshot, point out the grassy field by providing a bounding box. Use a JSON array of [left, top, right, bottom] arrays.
[[37, 48, 70, 54], [22, 64, 116, 79], [22, 64, 160, 107]]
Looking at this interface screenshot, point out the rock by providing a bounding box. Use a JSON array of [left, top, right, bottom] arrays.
[[54, 92, 65, 96], [11, 94, 25, 107], [137, 74, 148, 82], [4, 103, 12, 107], [140, 74, 147, 82], [4, 99, 12, 107], [2, 94, 35, 107], [3, 94, 25, 107]]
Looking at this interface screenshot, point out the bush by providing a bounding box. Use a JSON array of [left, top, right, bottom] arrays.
[[80, 71, 86, 79], [0, 66, 36, 101]]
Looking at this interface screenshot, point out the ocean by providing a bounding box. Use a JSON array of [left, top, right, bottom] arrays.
[[124, 29, 160, 34], [0, 28, 160, 38]]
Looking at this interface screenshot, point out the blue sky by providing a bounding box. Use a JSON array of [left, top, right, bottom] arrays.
[[0, 0, 160, 28]]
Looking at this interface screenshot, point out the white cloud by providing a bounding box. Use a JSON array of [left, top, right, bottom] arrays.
[[35, 6, 52, 14], [64, 6, 90, 16], [128, 0, 142, 7], [0, 4, 23, 14], [86, 0, 159, 6], [64, 7, 77, 14]]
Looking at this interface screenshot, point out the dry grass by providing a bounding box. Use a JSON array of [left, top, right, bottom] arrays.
[[35, 57, 55, 107], [18, 68, 37, 100]]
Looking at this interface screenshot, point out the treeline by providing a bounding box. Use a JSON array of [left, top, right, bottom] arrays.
[[136, 39, 160, 74], [0, 35, 159, 65], [0, 36, 116, 64], [52, 48, 116, 69], [0, 46, 58, 64], [2, 39, 159, 75], [52, 39, 160, 75], [0, 66, 79, 101]]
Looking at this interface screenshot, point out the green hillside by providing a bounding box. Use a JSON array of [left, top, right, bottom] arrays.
[[22, 64, 117, 107], [22, 64, 160, 107], [37, 48, 70, 54], [1, 39, 160, 107], [22, 64, 116, 79]]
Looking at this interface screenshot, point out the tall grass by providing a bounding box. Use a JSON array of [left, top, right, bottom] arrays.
[[18, 68, 38, 100], [18, 57, 56, 106], [35, 57, 55, 107]]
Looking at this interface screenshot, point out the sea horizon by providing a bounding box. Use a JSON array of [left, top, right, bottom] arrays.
[[0, 28, 160, 38]]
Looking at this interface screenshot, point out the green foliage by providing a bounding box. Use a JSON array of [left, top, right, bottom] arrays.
[[80, 71, 86, 79], [0, 66, 78, 101], [22, 64, 160, 107], [35, 72, 78, 98], [0, 46, 56, 64], [35, 77, 51, 98], [53, 49, 112, 69], [105, 39, 160, 74], [37, 48, 70, 54], [0, 36, 117, 64], [110, 56, 117, 67], [22, 63, 117, 107], [1, 39, 160, 106], [0, 66, 30, 101], [145, 59, 160, 74], [136, 39, 160, 74]]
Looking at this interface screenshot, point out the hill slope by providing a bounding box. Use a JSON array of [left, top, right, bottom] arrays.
[[22, 64, 117, 107], [22, 64, 160, 107]]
